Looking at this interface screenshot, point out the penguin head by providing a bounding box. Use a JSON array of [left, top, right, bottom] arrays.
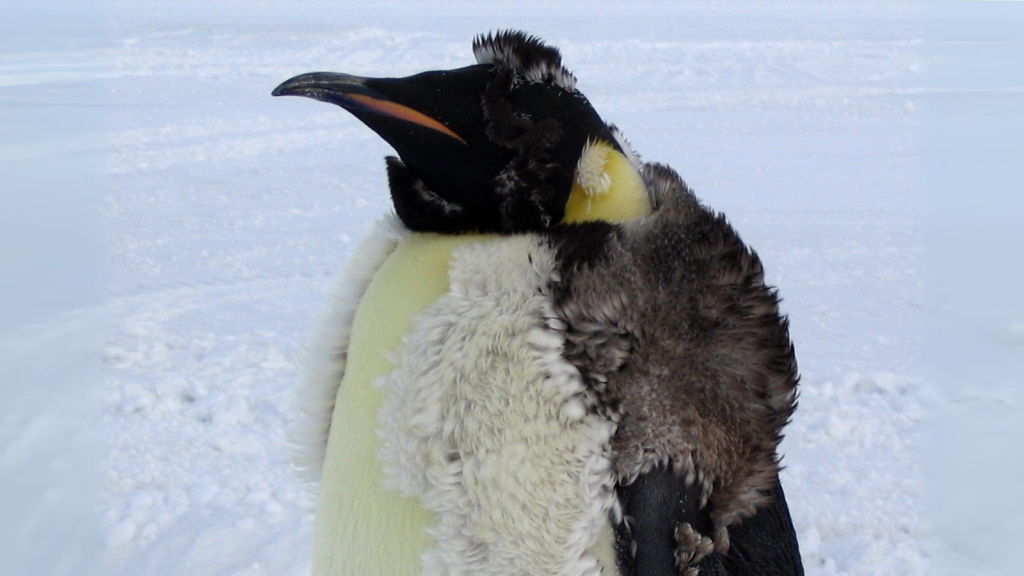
[[273, 30, 649, 233]]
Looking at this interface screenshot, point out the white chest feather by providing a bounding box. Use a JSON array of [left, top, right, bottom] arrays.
[[304, 221, 619, 576]]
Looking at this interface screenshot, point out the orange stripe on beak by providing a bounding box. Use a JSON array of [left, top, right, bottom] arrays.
[[346, 94, 466, 145]]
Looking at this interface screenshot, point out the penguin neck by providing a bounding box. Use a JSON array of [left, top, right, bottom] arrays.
[[562, 141, 651, 224]]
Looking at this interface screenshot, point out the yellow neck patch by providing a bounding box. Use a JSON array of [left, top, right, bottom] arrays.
[[562, 140, 651, 224]]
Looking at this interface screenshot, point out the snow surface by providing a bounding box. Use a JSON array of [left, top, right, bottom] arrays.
[[98, 1, 923, 575]]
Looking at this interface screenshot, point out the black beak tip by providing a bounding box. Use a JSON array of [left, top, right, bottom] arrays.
[[272, 75, 313, 98], [271, 72, 374, 100]]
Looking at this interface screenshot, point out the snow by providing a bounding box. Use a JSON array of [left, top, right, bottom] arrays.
[[4, 1, 949, 575]]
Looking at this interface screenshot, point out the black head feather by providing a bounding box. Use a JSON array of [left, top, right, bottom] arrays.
[[472, 30, 578, 91]]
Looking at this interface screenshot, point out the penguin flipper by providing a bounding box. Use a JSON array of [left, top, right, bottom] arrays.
[[708, 481, 804, 576], [614, 469, 802, 576], [613, 465, 715, 576]]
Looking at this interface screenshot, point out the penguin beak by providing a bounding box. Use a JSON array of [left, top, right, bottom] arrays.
[[272, 72, 466, 144]]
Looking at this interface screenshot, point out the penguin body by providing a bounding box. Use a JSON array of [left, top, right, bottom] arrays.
[[276, 31, 802, 576]]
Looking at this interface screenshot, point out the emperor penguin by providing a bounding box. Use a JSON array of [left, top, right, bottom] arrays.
[[273, 31, 803, 576]]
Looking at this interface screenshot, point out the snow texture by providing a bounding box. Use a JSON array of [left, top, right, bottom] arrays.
[[96, 1, 923, 575]]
